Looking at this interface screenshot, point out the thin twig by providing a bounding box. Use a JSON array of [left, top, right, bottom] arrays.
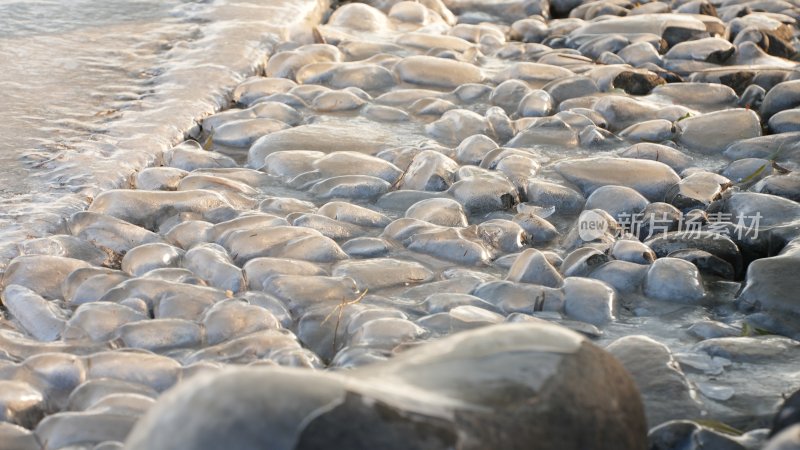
[[322, 289, 368, 353]]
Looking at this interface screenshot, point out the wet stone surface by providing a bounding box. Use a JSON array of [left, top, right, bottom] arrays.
[[3, 0, 800, 448]]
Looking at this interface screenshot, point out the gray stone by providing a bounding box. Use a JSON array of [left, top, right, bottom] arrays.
[[310, 176, 391, 201], [585, 185, 649, 222], [643, 257, 706, 304], [562, 277, 617, 326], [761, 80, 800, 122], [448, 174, 518, 214], [665, 172, 730, 211], [516, 90, 554, 118], [506, 248, 563, 288], [476, 219, 527, 254], [1, 255, 91, 300], [405, 198, 467, 227], [608, 336, 703, 427], [525, 180, 585, 214], [1, 285, 67, 342], [399, 150, 459, 191], [555, 157, 681, 202], [332, 259, 434, 291], [427, 109, 492, 144], [676, 109, 761, 155], [121, 244, 184, 277], [314, 152, 403, 184], [611, 240, 656, 264], [394, 55, 483, 89], [738, 252, 800, 317]]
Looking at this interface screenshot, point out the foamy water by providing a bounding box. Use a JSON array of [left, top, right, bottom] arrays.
[[0, 0, 327, 249]]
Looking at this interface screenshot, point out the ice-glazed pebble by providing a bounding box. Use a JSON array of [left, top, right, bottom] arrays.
[[407, 228, 493, 266], [399, 150, 459, 191], [182, 243, 245, 293], [333, 258, 434, 290], [490, 80, 531, 115], [506, 249, 564, 288], [562, 277, 618, 326], [309, 175, 391, 200], [317, 201, 391, 228], [342, 237, 391, 258], [88, 190, 235, 231], [17, 235, 110, 268], [394, 56, 483, 88], [61, 267, 128, 305], [328, 3, 388, 32], [584, 185, 649, 222], [348, 317, 428, 349], [472, 280, 564, 314], [611, 240, 656, 264], [644, 257, 706, 304], [314, 151, 402, 184], [517, 89, 554, 117], [211, 215, 289, 247], [619, 143, 693, 172], [589, 260, 648, 294], [421, 292, 499, 314], [134, 167, 188, 191], [233, 77, 297, 105], [262, 275, 358, 314], [427, 109, 492, 144], [476, 219, 527, 254], [164, 220, 213, 250], [212, 119, 290, 147], [291, 213, 364, 240], [311, 90, 366, 111], [243, 257, 327, 291], [449, 174, 518, 214], [121, 243, 184, 277], [69, 211, 166, 254], [163, 140, 237, 172], [1, 285, 67, 342], [1, 255, 91, 300], [63, 302, 147, 342], [116, 319, 204, 353], [405, 198, 467, 227], [34, 411, 138, 450], [455, 134, 498, 165], [555, 157, 680, 202], [676, 109, 761, 154]]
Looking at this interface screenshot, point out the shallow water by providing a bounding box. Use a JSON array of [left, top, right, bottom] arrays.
[[0, 0, 187, 189], [0, 0, 327, 246]]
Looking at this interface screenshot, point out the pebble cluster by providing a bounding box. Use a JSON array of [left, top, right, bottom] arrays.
[[3, 0, 800, 448]]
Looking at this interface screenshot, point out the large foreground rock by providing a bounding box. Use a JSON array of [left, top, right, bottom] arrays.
[[126, 323, 646, 450]]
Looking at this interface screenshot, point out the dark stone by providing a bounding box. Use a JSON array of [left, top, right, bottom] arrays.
[[761, 80, 800, 123], [718, 71, 756, 95], [613, 71, 666, 95], [773, 390, 800, 437], [636, 202, 683, 241], [668, 249, 735, 280], [645, 231, 743, 277]]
